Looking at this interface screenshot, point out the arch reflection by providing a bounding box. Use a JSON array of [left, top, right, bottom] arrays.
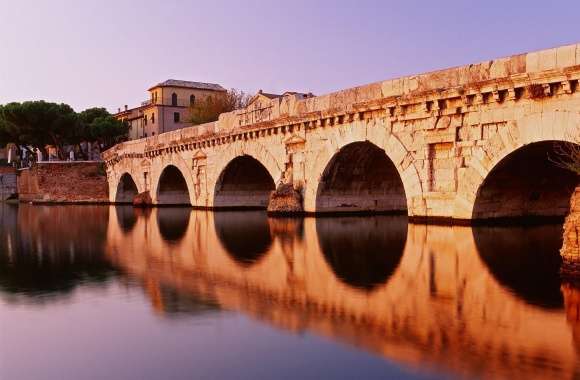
[[473, 224, 563, 308], [157, 208, 191, 244], [316, 215, 407, 291], [115, 205, 137, 233], [214, 211, 272, 266]]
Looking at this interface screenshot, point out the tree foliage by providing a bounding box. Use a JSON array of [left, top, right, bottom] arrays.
[[0, 101, 78, 158], [188, 89, 251, 126], [86, 115, 129, 149], [78, 107, 128, 149], [0, 102, 128, 160]]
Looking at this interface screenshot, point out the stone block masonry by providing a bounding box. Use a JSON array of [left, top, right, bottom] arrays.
[[18, 162, 109, 204]]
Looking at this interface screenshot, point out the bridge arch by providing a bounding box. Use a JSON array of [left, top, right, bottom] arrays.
[[214, 156, 275, 209], [211, 142, 282, 209], [315, 141, 408, 213], [472, 141, 578, 220], [304, 122, 422, 215], [155, 164, 193, 206], [454, 111, 580, 220], [115, 172, 139, 203]]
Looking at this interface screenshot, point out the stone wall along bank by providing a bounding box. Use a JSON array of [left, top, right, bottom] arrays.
[[18, 162, 109, 204]]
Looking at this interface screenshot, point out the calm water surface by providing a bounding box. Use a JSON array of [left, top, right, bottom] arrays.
[[0, 205, 577, 380]]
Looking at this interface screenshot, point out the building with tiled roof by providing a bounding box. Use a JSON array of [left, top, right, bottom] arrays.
[[115, 79, 226, 140], [147, 79, 226, 92]]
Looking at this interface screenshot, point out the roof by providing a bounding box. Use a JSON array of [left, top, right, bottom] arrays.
[[257, 90, 313, 99], [148, 79, 226, 92], [248, 90, 314, 107], [259, 92, 282, 99], [282, 91, 312, 97]]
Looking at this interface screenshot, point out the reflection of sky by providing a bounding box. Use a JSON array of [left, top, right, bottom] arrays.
[[1, 1, 579, 112], [0, 283, 444, 380]]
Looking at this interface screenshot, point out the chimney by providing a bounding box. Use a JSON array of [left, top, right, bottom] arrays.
[[117, 107, 121, 113], [124, 105, 128, 111]]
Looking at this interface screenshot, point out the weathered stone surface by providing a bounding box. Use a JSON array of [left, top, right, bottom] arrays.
[[18, 162, 108, 203], [104, 43, 580, 221], [267, 184, 303, 214], [132, 191, 152, 207], [561, 184, 580, 279]]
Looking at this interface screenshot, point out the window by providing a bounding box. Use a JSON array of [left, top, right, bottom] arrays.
[[152, 132, 155, 136], [190, 94, 195, 105], [174, 112, 180, 123], [171, 93, 177, 106], [144, 115, 148, 125], [151, 113, 155, 124]]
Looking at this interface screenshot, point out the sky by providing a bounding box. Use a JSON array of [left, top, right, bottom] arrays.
[[1, 0, 579, 113]]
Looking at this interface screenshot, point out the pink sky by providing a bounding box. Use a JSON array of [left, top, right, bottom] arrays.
[[1, 0, 579, 112]]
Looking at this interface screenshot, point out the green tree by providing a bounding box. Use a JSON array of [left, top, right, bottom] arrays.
[[188, 89, 251, 126], [76, 107, 128, 158], [0, 101, 79, 159], [86, 115, 129, 149], [0, 103, 128, 161], [78, 107, 109, 125]]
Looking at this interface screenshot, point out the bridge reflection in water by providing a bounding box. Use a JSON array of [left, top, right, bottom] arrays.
[[105, 206, 579, 380]]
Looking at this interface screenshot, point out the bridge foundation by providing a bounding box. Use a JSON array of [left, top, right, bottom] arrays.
[[562, 186, 580, 279]]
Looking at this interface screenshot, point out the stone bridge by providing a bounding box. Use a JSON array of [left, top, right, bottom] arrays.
[[103, 44, 580, 221]]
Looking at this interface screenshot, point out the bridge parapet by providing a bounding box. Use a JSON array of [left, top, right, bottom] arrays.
[[105, 44, 580, 163]]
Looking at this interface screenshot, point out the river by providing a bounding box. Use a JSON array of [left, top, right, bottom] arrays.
[[0, 204, 577, 380]]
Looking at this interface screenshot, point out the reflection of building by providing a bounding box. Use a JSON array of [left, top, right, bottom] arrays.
[[114, 79, 227, 140], [105, 207, 577, 380]]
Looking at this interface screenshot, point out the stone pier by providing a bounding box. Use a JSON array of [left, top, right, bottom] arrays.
[[562, 185, 580, 278]]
